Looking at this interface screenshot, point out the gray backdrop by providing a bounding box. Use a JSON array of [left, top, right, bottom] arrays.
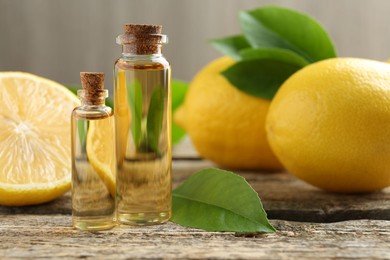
[[1, 0, 390, 90]]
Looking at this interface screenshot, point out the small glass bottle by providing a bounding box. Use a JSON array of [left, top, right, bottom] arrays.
[[114, 24, 172, 225], [71, 72, 116, 231]]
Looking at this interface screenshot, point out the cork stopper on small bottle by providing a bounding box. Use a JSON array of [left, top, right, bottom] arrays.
[[117, 23, 168, 55], [79, 72, 107, 105]]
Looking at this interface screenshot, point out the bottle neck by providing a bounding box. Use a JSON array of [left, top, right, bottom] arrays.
[[121, 43, 162, 55], [80, 100, 106, 107], [77, 89, 108, 107]]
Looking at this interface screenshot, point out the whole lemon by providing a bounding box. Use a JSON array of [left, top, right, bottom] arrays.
[[174, 57, 283, 170], [266, 58, 390, 193]]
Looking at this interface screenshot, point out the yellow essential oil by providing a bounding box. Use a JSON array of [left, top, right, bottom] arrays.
[[71, 72, 116, 231], [114, 24, 172, 225]]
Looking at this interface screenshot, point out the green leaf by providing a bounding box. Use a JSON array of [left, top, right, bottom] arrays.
[[105, 96, 114, 109], [222, 58, 302, 100], [127, 80, 143, 147], [239, 48, 309, 67], [146, 86, 164, 153], [239, 6, 336, 63], [172, 168, 276, 233], [211, 35, 251, 60], [77, 119, 88, 150], [171, 79, 188, 144], [172, 123, 186, 145], [172, 79, 188, 111]]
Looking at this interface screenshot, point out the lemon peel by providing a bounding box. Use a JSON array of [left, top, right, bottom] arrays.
[[266, 58, 390, 193], [174, 57, 283, 170]]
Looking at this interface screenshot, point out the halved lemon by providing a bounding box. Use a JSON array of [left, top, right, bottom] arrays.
[[0, 72, 79, 206], [86, 116, 116, 197]]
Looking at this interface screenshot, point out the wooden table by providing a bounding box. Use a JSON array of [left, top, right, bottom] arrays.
[[1, 139, 389, 259]]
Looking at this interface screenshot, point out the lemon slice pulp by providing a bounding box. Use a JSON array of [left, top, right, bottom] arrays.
[[0, 72, 79, 206], [86, 116, 116, 197]]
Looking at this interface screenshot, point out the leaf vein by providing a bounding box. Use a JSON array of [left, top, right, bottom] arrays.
[[173, 193, 265, 227]]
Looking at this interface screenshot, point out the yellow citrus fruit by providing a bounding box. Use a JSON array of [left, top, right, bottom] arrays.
[[114, 70, 131, 164], [0, 72, 79, 205], [86, 116, 116, 197], [266, 58, 390, 193], [174, 57, 283, 170]]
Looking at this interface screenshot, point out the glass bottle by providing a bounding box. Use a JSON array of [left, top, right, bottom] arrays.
[[114, 24, 172, 225], [71, 72, 116, 231]]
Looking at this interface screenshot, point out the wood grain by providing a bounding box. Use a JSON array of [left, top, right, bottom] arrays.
[[1, 140, 389, 259], [2, 159, 389, 223], [0, 215, 389, 259], [172, 139, 390, 222]]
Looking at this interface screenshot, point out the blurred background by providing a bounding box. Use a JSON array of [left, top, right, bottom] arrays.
[[1, 0, 390, 90]]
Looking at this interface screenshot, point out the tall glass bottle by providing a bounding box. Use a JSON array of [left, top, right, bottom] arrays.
[[71, 72, 116, 231], [114, 24, 171, 225]]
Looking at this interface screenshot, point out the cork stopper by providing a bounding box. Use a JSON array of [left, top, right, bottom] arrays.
[[79, 72, 107, 105], [124, 24, 162, 35], [116, 23, 168, 55]]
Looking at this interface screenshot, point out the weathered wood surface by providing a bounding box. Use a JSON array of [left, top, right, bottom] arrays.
[[172, 139, 390, 222], [1, 139, 390, 259], [173, 160, 390, 223], [0, 215, 389, 259], [4, 159, 389, 223]]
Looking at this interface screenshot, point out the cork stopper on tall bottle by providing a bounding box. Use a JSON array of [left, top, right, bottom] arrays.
[[79, 72, 107, 105], [124, 24, 162, 35], [117, 23, 168, 55]]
